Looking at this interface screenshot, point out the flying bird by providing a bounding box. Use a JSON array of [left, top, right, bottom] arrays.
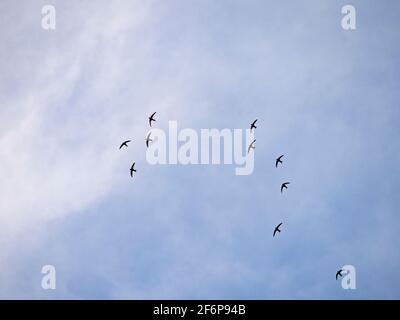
[[247, 139, 256, 153], [336, 269, 344, 280], [145, 132, 153, 148], [250, 119, 258, 131], [273, 223, 283, 237], [119, 140, 131, 149], [149, 112, 156, 127], [130, 162, 136, 177], [276, 155, 284, 168], [281, 182, 290, 193]]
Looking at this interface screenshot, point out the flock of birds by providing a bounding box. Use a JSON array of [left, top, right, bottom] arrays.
[[118, 111, 157, 177], [250, 119, 289, 239], [119, 115, 344, 282], [251, 119, 345, 281]]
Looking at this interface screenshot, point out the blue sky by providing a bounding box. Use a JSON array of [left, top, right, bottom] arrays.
[[0, 0, 399, 299]]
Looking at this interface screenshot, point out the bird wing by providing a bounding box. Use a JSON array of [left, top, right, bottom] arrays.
[[149, 112, 156, 125], [248, 140, 256, 152], [146, 133, 152, 147], [273, 223, 282, 236], [120, 140, 130, 148]]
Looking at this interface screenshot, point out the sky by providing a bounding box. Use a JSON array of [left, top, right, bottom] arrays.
[[0, 0, 399, 299]]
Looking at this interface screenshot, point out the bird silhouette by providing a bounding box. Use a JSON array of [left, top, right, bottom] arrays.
[[336, 269, 344, 280], [130, 162, 136, 177], [281, 182, 290, 193], [250, 119, 258, 131], [276, 155, 284, 168], [149, 112, 156, 127], [247, 139, 256, 153], [273, 223, 283, 237], [146, 132, 153, 147], [119, 140, 131, 149]]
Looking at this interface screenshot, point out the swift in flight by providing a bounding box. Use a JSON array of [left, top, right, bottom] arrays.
[[130, 162, 137, 177], [276, 155, 284, 168], [149, 112, 156, 127], [281, 182, 290, 193], [248, 139, 256, 153], [273, 223, 283, 237], [119, 140, 131, 149]]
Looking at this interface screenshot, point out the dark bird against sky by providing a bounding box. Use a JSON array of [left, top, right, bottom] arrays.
[[146, 132, 153, 148], [149, 112, 156, 127], [250, 119, 257, 131], [247, 139, 256, 154], [336, 269, 343, 280], [130, 162, 136, 177], [273, 223, 283, 237], [119, 140, 131, 149], [276, 155, 284, 168], [281, 182, 290, 193]]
